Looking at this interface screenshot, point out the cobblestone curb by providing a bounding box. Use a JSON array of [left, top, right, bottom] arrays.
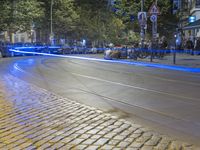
[[0, 74, 199, 150]]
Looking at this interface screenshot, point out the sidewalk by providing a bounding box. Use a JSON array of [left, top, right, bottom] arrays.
[[138, 53, 200, 69], [0, 74, 199, 150]]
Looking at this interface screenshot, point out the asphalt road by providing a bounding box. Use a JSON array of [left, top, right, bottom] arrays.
[[1, 56, 200, 145]]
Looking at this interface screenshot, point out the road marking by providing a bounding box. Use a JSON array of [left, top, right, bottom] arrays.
[[65, 59, 200, 87], [71, 72, 199, 101], [40, 58, 200, 102]]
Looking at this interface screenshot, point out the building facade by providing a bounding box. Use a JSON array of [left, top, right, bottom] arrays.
[[173, 0, 200, 45], [180, 0, 200, 38], [189, 0, 200, 37]]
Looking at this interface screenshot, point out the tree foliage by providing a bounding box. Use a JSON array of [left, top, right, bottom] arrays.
[[0, 0, 43, 32], [74, 0, 125, 45], [0, 0, 178, 44], [53, 0, 79, 36], [112, 0, 178, 39]]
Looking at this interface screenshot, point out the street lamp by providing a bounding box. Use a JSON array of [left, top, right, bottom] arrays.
[[140, 0, 145, 48], [50, 0, 54, 45]]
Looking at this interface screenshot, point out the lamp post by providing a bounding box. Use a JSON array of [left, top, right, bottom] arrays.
[[140, 0, 145, 48], [50, 0, 54, 45]]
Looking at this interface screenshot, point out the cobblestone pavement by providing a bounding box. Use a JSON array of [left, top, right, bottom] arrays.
[[0, 74, 199, 150]]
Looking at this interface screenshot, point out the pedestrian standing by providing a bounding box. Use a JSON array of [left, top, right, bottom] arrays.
[[195, 37, 200, 51], [186, 38, 194, 50]]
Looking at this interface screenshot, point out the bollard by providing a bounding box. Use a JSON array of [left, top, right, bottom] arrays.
[[173, 49, 176, 64], [150, 49, 153, 62]]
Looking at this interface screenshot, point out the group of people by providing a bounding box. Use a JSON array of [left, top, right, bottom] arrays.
[[143, 36, 168, 50], [184, 37, 200, 50], [176, 36, 200, 51]]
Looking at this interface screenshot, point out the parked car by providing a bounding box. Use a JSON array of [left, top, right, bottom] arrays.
[[61, 45, 73, 54], [48, 46, 63, 54], [85, 47, 97, 54], [0, 42, 12, 57], [0, 42, 22, 57]]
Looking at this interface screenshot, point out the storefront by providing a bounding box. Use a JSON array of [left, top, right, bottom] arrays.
[[182, 19, 200, 37]]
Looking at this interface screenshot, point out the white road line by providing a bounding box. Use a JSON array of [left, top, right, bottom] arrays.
[[72, 72, 198, 101]]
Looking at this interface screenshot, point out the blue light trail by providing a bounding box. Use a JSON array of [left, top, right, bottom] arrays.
[[9, 48, 200, 73]]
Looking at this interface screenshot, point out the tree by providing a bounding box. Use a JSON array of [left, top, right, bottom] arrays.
[[36, 0, 79, 43], [0, 0, 44, 42], [0, 1, 11, 32], [74, 0, 125, 46], [112, 0, 178, 40], [53, 0, 79, 39]]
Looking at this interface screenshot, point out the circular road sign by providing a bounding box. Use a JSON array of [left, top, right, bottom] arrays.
[[150, 15, 157, 22]]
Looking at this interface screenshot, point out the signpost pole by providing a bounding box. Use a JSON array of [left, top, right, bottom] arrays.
[[149, 1, 160, 62], [151, 21, 155, 62], [155, 0, 158, 38]]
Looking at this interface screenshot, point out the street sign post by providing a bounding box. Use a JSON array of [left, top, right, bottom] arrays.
[[148, 3, 160, 15], [150, 15, 157, 22], [149, 3, 160, 46], [138, 12, 147, 26], [138, 12, 147, 48], [148, 2, 160, 62]]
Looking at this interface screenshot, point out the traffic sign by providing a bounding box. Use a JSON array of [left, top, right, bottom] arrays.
[[149, 3, 160, 15], [150, 15, 157, 22], [138, 12, 147, 25]]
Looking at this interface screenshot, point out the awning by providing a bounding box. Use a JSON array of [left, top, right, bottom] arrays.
[[182, 19, 200, 30]]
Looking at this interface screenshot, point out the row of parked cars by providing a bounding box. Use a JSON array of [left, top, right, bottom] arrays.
[[0, 42, 141, 60], [0, 42, 106, 57]]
